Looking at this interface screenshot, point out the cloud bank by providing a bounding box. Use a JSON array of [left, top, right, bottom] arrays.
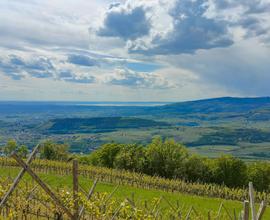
[[0, 0, 270, 101]]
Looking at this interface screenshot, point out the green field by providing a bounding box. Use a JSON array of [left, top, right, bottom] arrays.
[[189, 143, 270, 160], [1, 166, 269, 218]]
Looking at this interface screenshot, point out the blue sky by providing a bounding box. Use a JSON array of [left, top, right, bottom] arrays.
[[0, 0, 270, 101]]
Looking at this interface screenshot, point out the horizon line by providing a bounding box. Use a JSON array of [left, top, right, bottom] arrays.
[[0, 96, 270, 103]]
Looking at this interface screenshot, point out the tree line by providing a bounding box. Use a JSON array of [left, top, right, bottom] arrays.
[[80, 137, 270, 192], [1, 137, 270, 192]]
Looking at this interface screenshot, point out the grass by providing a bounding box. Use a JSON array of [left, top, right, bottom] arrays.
[[189, 143, 270, 160], [1, 166, 269, 218]]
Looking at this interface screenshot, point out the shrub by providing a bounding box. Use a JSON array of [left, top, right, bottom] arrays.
[[145, 137, 189, 178], [114, 144, 146, 172], [40, 141, 69, 161], [211, 155, 248, 188], [4, 139, 17, 156], [248, 162, 270, 192], [91, 143, 122, 168], [184, 156, 211, 183]]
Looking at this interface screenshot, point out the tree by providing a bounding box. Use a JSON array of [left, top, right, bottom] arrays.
[[211, 155, 248, 188], [145, 137, 189, 179], [114, 144, 146, 172], [93, 143, 122, 168], [184, 155, 211, 182], [17, 145, 28, 158], [40, 141, 69, 161], [248, 162, 270, 192], [4, 139, 17, 156]]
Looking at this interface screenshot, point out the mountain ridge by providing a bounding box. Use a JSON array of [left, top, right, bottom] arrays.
[[157, 96, 270, 114]]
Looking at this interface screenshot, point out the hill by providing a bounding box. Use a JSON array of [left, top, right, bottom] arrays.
[[41, 117, 169, 134], [149, 97, 270, 115]]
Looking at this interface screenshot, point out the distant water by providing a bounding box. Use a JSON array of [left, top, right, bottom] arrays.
[[0, 101, 171, 107], [72, 102, 171, 107]]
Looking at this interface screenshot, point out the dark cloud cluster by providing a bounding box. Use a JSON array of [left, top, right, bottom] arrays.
[[136, 0, 233, 54], [96, 0, 270, 55], [0, 55, 54, 80], [0, 54, 96, 84], [1, 53, 166, 87], [0, 57, 24, 80], [97, 5, 151, 40], [67, 54, 98, 67], [65, 76, 95, 84]]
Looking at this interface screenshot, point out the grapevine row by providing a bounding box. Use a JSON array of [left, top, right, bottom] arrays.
[[0, 177, 240, 220], [0, 157, 269, 204]]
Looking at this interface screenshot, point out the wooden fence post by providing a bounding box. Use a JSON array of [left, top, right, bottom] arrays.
[[11, 153, 74, 219], [249, 182, 256, 220], [78, 179, 98, 219], [73, 160, 79, 220], [256, 201, 266, 220], [208, 210, 211, 220], [243, 200, 249, 220], [0, 144, 40, 208]]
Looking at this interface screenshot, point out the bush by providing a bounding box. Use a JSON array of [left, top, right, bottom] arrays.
[[145, 137, 189, 178], [40, 141, 69, 161], [114, 144, 146, 172], [248, 162, 270, 192], [91, 143, 122, 168], [4, 139, 17, 156], [17, 145, 28, 158], [211, 155, 248, 188], [184, 156, 211, 183]]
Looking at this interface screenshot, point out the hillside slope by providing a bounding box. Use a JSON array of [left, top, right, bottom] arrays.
[[154, 97, 270, 114]]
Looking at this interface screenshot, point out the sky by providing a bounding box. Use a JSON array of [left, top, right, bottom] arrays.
[[0, 0, 270, 102]]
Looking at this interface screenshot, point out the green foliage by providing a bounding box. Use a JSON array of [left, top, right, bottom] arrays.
[[184, 156, 211, 183], [4, 139, 17, 155], [5, 137, 269, 192], [83, 138, 270, 191], [145, 137, 189, 178], [40, 141, 69, 161], [17, 145, 28, 158], [248, 162, 270, 192], [211, 155, 248, 188], [3, 140, 28, 158], [114, 144, 146, 172], [91, 143, 122, 168]]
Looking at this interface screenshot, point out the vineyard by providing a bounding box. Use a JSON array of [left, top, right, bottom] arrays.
[[0, 152, 269, 219], [0, 175, 246, 220], [0, 157, 269, 203]]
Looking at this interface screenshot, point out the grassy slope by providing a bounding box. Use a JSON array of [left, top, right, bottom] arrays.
[[1, 167, 269, 218]]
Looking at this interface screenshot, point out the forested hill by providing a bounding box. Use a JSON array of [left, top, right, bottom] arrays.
[[155, 97, 270, 114], [42, 117, 169, 134]]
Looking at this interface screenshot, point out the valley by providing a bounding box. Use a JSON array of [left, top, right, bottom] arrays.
[[1, 97, 270, 160]]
